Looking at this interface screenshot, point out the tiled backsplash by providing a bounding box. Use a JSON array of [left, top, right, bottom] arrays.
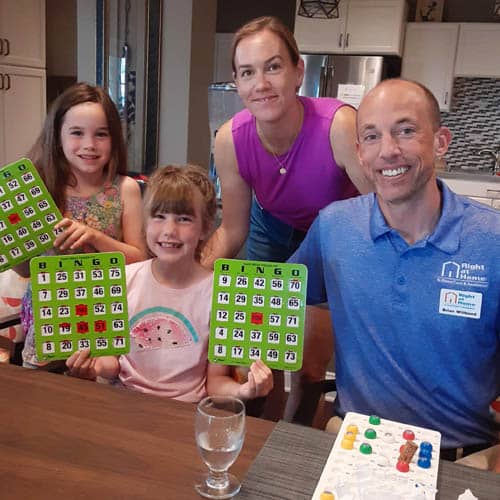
[[441, 77, 500, 172]]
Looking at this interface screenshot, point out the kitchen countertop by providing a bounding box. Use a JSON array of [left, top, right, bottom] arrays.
[[438, 170, 500, 183]]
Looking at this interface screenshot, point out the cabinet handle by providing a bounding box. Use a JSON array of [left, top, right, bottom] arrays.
[[345, 33, 350, 48], [4, 38, 10, 56], [444, 91, 448, 105], [4, 73, 10, 91], [338, 33, 343, 48], [0, 38, 3, 56], [0, 74, 4, 90]]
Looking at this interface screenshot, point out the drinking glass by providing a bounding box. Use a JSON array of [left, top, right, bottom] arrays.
[[195, 395, 246, 499]]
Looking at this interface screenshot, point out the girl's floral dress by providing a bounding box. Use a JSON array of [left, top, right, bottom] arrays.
[[21, 178, 123, 367]]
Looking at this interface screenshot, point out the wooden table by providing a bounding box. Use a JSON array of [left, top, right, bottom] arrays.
[[0, 363, 274, 499], [239, 420, 500, 499]]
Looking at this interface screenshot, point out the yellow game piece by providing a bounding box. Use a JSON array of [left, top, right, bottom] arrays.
[[344, 431, 356, 441], [320, 491, 335, 500], [346, 424, 359, 434], [341, 438, 354, 450]]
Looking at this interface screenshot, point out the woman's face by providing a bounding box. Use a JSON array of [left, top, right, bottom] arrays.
[[233, 29, 303, 124]]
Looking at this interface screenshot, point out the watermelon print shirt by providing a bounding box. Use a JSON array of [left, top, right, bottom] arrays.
[[120, 259, 213, 402]]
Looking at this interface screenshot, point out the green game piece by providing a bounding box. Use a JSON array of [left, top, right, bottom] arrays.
[[0, 158, 63, 272], [369, 414, 381, 425], [31, 252, 129, 361], [359, 442, 373, 455], [209, 258, 308, 371], [364, 428, 377, 439]]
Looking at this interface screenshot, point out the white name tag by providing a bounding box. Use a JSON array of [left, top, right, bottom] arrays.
[[439, 288, 482, 319]]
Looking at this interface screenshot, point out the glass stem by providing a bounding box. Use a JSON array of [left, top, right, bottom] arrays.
[[206, 470, 229, 490]]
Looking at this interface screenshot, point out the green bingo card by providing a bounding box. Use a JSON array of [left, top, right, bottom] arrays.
[[209, 258, 308, 371], [0, 158, 63, 272], [31, 252, 129, 361]]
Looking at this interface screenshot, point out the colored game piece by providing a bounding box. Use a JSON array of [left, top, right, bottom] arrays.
[[209, 258, 307, 371], [341, 438, 354, 450], [359, 442, 373, 454], [364, 428, 377, 439], [0, 158, 63, 272], [420, 441, 433, 453], [311, 412, 441, 500], [396, 460, 410, 473], [319, 492, 335, 500], [403, 429, 416, 441], [344, 431, 356, 441], [31, 252, 129, 360], [369, 414, 381, 425], [346, 424, 359, 434], [398, 440, 418, 463], [418, 457, 432, 469]]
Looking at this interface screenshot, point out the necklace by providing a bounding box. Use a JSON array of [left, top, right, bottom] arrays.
[[257, 127, 297, 175], [270, 147, 292, 175], [257, 105, 303, 175]]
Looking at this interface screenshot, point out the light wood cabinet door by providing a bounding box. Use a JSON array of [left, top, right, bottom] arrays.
[[295, 0, 406, 56], [0, 65, 46, 165], [344, 0, 406, 55], [455, 23, 500, 78], [294, 0, 347, 53], [401, 23, 459, 111], [0, 0, 45, 68]]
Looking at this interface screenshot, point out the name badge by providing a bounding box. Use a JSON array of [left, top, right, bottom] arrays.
[[439, 288, 482, 319]]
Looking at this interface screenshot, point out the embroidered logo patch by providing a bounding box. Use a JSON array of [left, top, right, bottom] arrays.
[[437, 261, 488, 288]]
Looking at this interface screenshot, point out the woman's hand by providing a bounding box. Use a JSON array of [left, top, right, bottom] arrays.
[[54, 218, 98, 251], [237, 359, 273, 400]]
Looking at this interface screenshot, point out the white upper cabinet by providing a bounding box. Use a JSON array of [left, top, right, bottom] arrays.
[[294, 1, 348, 53], [0, 65, 46, 165], [454, 23, 500, 78], [401, 23, 459, 111], [344, 0, 407, 55], [294, 0, 406, 56], [0, 0, 46, 68]]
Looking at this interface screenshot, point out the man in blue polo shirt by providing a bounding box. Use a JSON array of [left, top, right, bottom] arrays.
[[289, 78, 500, 459]]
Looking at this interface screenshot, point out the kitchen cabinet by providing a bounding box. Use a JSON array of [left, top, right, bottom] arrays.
[[294, 0, 406, 56], [454, 24, 500, 78], [401, 23, 459, 111], [0, 65, 46, 165], [0, 0, 45, 69], [0, 0, 46, 165]]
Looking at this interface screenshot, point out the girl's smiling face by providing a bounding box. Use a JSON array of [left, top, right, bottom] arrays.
[[146, 188, 207, 267], [60, 102, 112, 180]]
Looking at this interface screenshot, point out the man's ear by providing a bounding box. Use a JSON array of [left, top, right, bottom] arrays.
[[435, 126, 452, 157]]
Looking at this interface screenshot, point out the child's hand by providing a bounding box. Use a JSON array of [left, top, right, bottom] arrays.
[[66, 349, 98, 380], [54, 218, 98, 251], [237, 359, 273, 400]]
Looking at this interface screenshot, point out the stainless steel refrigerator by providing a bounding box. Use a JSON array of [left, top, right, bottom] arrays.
[[298, 54, 401, 106]]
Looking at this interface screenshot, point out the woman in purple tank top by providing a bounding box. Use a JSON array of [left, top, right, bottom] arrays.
[[202, 16, 373, 423]]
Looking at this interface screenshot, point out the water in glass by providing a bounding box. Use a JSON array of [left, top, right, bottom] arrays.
[[195, 396, 246, 499]]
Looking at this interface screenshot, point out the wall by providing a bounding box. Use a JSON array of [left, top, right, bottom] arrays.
[[46, 0, 77, 77], [216, 0, 296, 32], [46, 0, 77, 104], [158, 0, 216, 169], [442, 77, 500, 172], [188, 0, 217, 168]]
